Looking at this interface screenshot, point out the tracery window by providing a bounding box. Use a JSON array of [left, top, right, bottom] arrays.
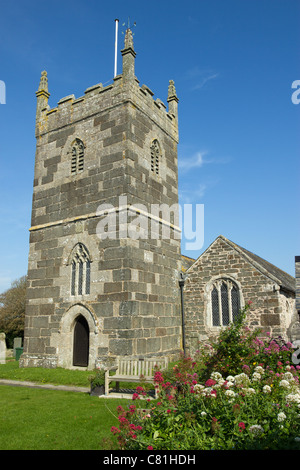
[[150, 139, 160, 175], [71, 139, 84, 174], [70, 243, 91, 296], [210, 279, 240, 326]]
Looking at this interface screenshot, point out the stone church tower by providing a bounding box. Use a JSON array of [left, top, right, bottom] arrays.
[[21, 29, 182, 369]]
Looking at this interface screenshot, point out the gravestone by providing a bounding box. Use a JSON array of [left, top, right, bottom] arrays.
[[0, 333, 6, 364], [13, 337, 22, 358]]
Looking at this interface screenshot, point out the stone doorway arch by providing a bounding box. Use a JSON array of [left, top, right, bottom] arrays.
[[52, 303, 99, 369], [73, 315, 89, 367]]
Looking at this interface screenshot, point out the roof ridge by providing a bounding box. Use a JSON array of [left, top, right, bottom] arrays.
[[181, 254, 196, 261], [218, 235, 295, 291]]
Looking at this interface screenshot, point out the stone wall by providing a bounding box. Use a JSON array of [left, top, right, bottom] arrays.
[[183, 236, 295, 354], [289, 256, 300, 341], [296, 256, 300, 314], [21, 33, 182, 370]]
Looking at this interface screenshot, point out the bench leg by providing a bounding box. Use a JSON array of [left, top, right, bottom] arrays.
[[105, 372, 109, 396], [116, 381, 120, 393]]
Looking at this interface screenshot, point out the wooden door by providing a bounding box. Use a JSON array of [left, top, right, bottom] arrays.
[[73, 315, 89, 367]]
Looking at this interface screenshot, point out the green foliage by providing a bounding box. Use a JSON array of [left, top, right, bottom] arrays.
[[194, 303, 295, 380], [195, 303, 259, 379], [88, 368, 105, 387], [0, 276, 27, 347], [110, 303, 300, 450]]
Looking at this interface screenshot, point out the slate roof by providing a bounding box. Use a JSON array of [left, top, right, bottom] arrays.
[[184, 235, 296, 294], [181, 254, 196, 272]]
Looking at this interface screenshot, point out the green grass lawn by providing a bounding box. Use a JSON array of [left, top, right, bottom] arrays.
[[0, 360, 93, 387], [0, 385, 130, 450], [0, 361, 135, 450]]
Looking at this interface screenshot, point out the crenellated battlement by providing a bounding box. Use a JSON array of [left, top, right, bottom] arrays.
[[24, 28, 182, 370], [36, 28, 178, 143], [36, 73, 178, 142]]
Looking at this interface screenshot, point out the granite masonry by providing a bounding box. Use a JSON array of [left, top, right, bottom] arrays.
[[21, 29, 182, 369], [296, 256, 300, 315], [20, 29, 298, 370], [183, 236, 298, 355]]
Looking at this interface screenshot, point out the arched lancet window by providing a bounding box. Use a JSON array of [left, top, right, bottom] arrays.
[[150, 139, 160, 175], [71, 139, 84, 174], [70, 243, 91, 296], [231, 285, 240, 323], [210, 279, 241, 326], [211, 286, 220, 326]]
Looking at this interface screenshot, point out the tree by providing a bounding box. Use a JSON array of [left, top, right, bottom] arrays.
[[0, 276, 27, 348]]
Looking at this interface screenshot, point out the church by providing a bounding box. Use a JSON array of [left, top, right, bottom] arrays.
[[20, 28, 298, 370]]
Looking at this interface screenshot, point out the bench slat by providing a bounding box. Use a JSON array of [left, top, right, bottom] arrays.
[[104, 357, 168, 396]]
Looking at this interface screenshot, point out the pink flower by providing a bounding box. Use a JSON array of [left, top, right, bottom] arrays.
[[111, 426, 120, 435], [205, 379, 217, 387], [167, 409, 171, 413], [154, 371, 164, 384], [147, 446, 153, 450], [238, 422, 245, 431], [118, 416, 129, 425]]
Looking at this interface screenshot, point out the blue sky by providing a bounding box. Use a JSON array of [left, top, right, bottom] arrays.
[[0, 0, 299, 293]]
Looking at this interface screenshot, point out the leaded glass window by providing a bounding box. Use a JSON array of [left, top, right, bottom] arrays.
[[78, 261, 83, 295], [231, 285, 240, 322], [86, 260, 91, 295], [221, 283, 229, 325], [211, 287, 220, 326], [70, 243, 91, 296], [210, 279, 241, 327], [71, 261, 76, 296]]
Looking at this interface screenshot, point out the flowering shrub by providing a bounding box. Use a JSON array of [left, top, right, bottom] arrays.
[[110, 303, 300, 450], [194, 303, 296, 379]]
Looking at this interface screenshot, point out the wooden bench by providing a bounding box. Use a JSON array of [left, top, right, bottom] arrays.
[[104, 357, 168, 397]]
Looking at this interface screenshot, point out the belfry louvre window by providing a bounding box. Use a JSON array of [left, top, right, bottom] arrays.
[[71, 139, 84, 174], [70, 243, 91, 296], [211, 279, 240, 326], [150, 139, 160, 175]]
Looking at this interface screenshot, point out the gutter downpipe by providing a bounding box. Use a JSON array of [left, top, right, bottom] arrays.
[[179, 272, 186, 356]]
